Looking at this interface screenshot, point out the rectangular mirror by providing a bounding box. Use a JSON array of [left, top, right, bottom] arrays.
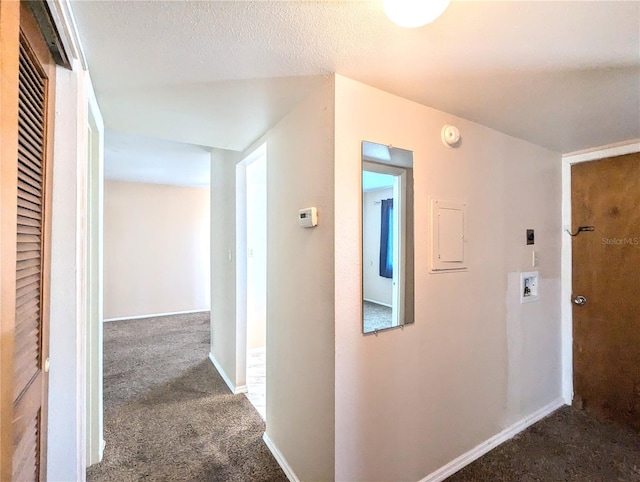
[[362, 141, 414, 334]]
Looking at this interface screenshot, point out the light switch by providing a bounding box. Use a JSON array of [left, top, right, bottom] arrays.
[[526, 229, 535, 245], [532, 251, 539, 267]]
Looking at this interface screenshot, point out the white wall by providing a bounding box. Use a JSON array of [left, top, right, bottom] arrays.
[[334, 75, 562, 481], [103, 181, 210, 320], [363, 188, 393, 306]]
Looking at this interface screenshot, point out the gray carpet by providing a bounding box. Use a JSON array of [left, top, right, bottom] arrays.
[[447, 406, 640, 481], [87, 312, 287, 482], [363, 300, 393, 333]]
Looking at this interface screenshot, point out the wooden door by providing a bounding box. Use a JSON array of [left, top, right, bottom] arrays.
[[1, 2, 56, 480], [572, 152, 640, 431]]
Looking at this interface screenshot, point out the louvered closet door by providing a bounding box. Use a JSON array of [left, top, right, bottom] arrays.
[[12, 4, 55, 480]]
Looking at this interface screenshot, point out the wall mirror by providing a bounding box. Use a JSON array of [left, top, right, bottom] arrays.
[[362, 141, 414, 334]]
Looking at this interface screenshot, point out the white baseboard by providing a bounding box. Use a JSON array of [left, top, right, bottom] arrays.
[[104, 309, 209, 322], [99, 439, 105, 462], [363, 298, 392, 308], [263, 432, 299, 482], [420, 398, 567, 482], [208, 352, 248, 395]]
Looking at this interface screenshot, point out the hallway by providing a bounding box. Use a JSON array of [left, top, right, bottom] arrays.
[[87, 312, 285, 481]]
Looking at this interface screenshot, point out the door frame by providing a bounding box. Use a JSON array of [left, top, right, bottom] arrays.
[[560, 139, 640, 405], [235, 143, 267, 396], [85, 83, 105, 466]]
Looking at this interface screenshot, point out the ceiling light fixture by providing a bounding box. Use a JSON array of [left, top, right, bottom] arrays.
[[383, 0, 451, 28]]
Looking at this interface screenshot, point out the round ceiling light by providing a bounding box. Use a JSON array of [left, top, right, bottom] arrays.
[[383, 0, 451, 28]]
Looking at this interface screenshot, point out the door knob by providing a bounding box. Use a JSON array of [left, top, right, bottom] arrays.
[[573, 295, 587, 306]]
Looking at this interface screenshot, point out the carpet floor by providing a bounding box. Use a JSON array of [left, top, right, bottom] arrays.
[[363, 300, 392, 332], [87, 312, 287, 482], [447, 406, 640, 481], [86, 312, 640, 481]]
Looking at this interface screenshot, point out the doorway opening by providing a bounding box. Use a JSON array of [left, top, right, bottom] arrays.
[[88, 131, 212, 474], [237, 145, 267, 419]]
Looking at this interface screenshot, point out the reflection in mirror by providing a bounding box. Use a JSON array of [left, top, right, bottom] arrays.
[[362, 141, 414, 334]]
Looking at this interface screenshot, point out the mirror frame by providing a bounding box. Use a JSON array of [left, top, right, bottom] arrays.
[[361, 141, 415, 334]]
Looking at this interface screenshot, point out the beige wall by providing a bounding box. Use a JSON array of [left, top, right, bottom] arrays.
[[334, 75, 562, 481], [104, 181, 210, 320], [262, 79, 336, 481], [210, 147, 244, 390]]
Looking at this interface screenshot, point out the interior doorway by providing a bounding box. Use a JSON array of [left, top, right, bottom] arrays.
[[571, 152, 640, 431], [237, 146, 267, 419]]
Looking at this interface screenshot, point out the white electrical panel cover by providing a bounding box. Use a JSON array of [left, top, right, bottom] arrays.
[[430, 199, 468, 273]]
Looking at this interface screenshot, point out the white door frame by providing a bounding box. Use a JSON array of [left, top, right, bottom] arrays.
[[85, 80, 105, 466], [560, 139, 640, 405], [362, 161, 406, 327], [235, 144, 267, 395]]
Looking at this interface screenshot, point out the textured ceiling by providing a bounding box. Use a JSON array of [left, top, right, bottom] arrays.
[[73, 0, 640, 158], [104, 131, 211, 188]]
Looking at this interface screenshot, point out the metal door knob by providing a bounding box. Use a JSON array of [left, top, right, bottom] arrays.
[[573, 295, 587, 305]]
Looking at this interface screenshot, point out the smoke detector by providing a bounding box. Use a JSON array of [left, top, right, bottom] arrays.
[[441, 125, 461, 148]]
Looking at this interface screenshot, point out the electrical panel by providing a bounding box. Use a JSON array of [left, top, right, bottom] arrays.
[[430, 199, 468, 273]]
